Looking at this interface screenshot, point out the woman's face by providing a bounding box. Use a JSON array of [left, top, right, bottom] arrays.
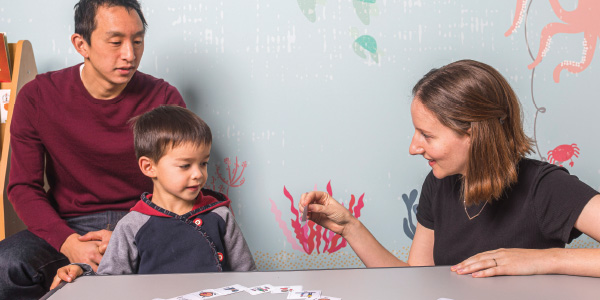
[[409, 98, 471, 179]]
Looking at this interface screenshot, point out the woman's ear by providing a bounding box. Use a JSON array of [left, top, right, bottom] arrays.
[[139, 156, 156, 178]]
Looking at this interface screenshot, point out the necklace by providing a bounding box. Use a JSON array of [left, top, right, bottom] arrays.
[[464, 199, 488, 220]]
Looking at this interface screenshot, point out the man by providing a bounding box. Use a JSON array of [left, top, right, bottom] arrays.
[[0, 1, 185, 298]]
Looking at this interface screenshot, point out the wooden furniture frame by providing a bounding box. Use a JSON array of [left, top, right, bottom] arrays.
[[0, 40, 38, 240]]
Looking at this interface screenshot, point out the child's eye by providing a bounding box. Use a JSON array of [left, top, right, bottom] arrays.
[[200, 162, 209, 167], [179, 164, 191, 169]]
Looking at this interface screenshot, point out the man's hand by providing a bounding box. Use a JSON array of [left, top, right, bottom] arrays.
[[59, 230, 112, 271], [79, 229, 112, 255]]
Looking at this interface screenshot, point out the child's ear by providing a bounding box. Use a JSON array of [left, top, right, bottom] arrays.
[[138, 156, 157, 178]]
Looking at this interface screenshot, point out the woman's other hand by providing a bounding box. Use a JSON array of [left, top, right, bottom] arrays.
[[451, 248, 557, 277]]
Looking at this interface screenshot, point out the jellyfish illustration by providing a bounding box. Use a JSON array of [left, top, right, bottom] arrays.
[[353, 0, 379, 25], [297, 0, 326, 23], [352, 34, 379, 63]]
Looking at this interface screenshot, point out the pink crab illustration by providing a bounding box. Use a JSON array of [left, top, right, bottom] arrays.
[[506, 0, 600, 83], [547, 143, 580, 167]]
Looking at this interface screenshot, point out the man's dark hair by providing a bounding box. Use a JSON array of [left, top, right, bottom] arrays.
[[74, 0, 148, 45], [131, 105, 212, 162]]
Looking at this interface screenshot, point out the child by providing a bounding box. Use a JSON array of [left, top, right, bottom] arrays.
[[51, 105, 255, 288]]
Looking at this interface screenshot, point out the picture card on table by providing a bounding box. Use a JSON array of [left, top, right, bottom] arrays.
[[245, 284, 274, 295], [213, 284, 247, 295], [271, 285, 303, 294], [287, 290, 322, 299]]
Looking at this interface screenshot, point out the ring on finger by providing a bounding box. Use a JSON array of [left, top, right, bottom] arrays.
[[492, 258, 498, 267]]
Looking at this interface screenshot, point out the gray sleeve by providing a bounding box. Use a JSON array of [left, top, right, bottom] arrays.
[[96, 211, 150, 275], [213, 207, 257, 271]]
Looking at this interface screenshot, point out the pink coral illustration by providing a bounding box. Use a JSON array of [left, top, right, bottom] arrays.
[[547, 143, 580, 167], [207, 156, 247, 197], [270, 181, 365, 254], [506, 0, 600, 82]]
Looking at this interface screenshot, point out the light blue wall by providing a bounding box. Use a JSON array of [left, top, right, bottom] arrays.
[[2, 0, 599, 270]]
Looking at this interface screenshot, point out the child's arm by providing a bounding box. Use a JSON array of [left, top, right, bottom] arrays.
[[94, 212, 148, 274], [50, 264, 84, 290], [214, 207, 257, 271]]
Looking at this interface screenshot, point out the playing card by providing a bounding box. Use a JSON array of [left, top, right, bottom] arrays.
[[300, 207, 308, 226], [315, 297, 342, 300], [213, 284, 247, 295], [271, 285, 303, 294], [287, 290, 322, 299], [173, 289, 221, 300], [245, 284, 274, 295]]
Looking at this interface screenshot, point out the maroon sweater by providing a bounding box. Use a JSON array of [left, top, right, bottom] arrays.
[[8, 64, 185, 251]]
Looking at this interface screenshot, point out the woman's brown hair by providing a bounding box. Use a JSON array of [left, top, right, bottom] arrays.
[[412, 59, 534, 206]]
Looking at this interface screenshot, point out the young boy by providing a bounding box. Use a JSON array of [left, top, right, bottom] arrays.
[[51, 106, 255, 288]]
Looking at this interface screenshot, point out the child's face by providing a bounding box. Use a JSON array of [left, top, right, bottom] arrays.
[[151, 142, 211, 204]]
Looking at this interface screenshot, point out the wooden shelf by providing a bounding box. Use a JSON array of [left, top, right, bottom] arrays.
[[0, 40, 37, 240]]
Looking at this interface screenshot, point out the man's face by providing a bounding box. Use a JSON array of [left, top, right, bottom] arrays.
[[84, 5, 145, 92]]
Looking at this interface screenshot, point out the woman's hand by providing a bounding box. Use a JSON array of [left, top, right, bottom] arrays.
[[451, 248, 557, 277], [50, 264, 84, 290], [300, 190, 410, 268], [299, 191, 357, 236]]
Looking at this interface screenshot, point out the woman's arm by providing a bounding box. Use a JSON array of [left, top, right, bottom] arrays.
[[552, 194, 600, 277], [301, 191, 432, 267], [407, 223, 435, 266], [453, 195, 600, 277]]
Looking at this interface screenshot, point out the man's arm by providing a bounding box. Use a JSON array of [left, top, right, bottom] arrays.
[[8, 82, 105, 269], [8, 82, 75, 250]]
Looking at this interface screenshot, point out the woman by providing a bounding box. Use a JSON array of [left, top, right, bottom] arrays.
[[300, 60, 600, 277]]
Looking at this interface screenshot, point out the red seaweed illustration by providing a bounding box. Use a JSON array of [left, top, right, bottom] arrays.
[[207, 157, 247, 197], [506, 0, 600, 83], [547, 143, 580, 167], [270, 181, 365, 254]]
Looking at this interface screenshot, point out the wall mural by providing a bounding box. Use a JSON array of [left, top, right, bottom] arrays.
[[270, 181, 365, 254], [296, 0, 326, 23], [402, 189, 419, 240], [207, 157, 247, 197], [259, 0, 599, 270], [351, 28, 380, 64], [9, 1, 598, 274], [506, 0, 599, 83], [505, 0, 598, 167], [258, 182, 370, 270]]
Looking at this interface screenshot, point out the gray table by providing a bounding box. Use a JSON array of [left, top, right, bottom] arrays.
[[44, 266, 600, 300]]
